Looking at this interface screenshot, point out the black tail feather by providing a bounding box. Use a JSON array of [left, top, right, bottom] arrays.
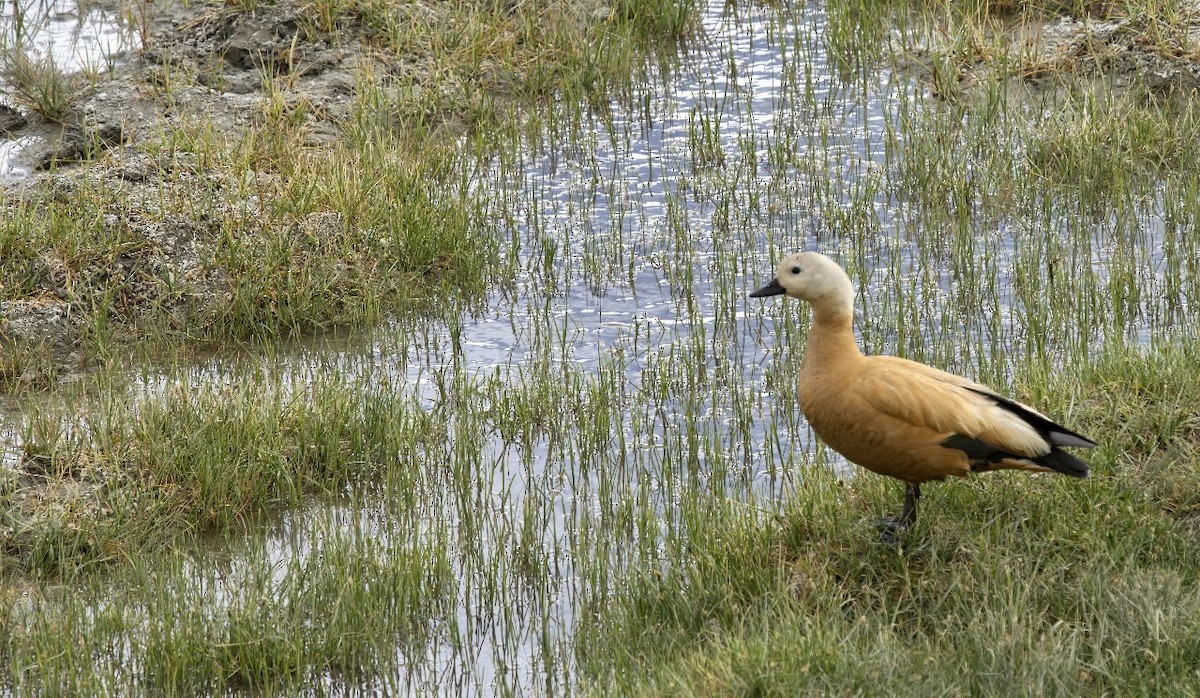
[[1034, 448, 1090, 478]]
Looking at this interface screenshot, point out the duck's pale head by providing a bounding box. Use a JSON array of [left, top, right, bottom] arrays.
[[749, 252, 854, 311], [748, 251, 854, 323]]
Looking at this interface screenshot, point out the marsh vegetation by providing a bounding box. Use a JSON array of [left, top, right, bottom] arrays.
[[2, 0, 1200, 693]]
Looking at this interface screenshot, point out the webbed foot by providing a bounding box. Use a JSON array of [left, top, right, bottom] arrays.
[[875, 484, 920, 547], [874, 515, 912, 547]]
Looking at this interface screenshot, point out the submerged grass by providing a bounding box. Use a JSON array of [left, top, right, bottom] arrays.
[[570, 0, 1200, 693], [2, 0, 704, 691]]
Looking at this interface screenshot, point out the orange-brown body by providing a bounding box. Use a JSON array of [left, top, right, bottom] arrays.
[[799, 312, 1062, 484]]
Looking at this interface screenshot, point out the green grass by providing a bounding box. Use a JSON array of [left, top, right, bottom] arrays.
[[564, 1, 1200, 691], [578, 341, 1200, 695], [0, 0, 705, 689]]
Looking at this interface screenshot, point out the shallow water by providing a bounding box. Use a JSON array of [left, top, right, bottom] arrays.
[[239, 1, 1199, 687], [210, 2, 897, 693], [5, 0, 1198, 693], [111, 4, 888, 692], [1, 0, 130, 181]]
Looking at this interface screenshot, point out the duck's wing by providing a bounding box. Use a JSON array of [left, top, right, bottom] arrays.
[[959, 386, 1096, 448], [859, 357, 1095, 460]]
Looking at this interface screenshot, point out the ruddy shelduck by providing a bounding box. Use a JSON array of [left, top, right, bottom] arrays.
[[750, 251, 1094, 532]]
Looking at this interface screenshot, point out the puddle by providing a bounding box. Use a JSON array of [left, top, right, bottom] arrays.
[[2, 0, 128, 70], [1, 0, 131, 182], [158, 2, 898, 693], [37, 4, 868, 693], [247, 0, 1195, 686], [0, 136, 36, 180]]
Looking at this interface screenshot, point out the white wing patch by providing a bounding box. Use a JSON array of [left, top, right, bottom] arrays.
[[860, 357, 1052, 458]]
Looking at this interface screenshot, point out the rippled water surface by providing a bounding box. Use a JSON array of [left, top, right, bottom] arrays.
[[6, 0, 1197, 693], [201, 3, 895, 691]]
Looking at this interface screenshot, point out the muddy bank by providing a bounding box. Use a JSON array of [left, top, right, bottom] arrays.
[[896, 8, 1200, 100], [2, 0, 621, 387], [1, 1, 370, 382]]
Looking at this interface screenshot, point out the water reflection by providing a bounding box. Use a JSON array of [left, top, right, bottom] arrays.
[[1, 0, 130, 182]]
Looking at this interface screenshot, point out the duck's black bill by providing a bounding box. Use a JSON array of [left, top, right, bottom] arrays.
[[749, 278, 785, 298]]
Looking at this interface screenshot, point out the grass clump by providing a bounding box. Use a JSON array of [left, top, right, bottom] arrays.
[[0, 45, 79, 123], [0, 337, 59, 393], [206, 140, 492, 341], [611, 0, 699, 42], [3, 372, 445, 579], [1025, 90, 1200, 198], [578, 341, 1200, 695], [0, 138, 492, 362], [6, 528, 452, 694]]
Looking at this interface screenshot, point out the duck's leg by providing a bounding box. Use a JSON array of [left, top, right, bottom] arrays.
[[899, 484, 920, 528], [876, 484, 921, 544]]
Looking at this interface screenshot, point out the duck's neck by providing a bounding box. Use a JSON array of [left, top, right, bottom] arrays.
[[803, 301, 863, 368]]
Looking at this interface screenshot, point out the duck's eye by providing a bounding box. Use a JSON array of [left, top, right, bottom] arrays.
[[790, 266, 802, 275]]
